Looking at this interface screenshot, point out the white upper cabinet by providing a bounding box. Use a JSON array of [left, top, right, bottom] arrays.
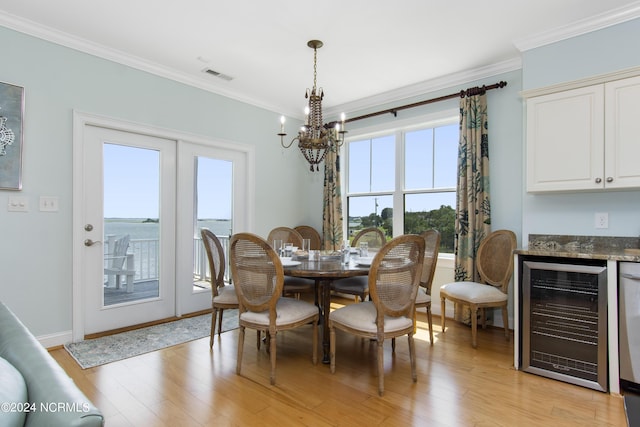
[[604, 75, 640, 190], [526, 74, 640, 193]]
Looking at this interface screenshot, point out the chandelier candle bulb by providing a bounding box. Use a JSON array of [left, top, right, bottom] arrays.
[[280, 116, 285, 134]]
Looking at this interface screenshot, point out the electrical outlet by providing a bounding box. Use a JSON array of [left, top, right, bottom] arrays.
[[595, 212, 609, 229], [39, 196, 59, 212]]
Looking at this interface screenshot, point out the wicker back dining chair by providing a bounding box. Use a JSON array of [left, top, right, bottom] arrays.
[[351, 227, 386, 252], [329, 234, 425, 396], [201, 228, 238, 348], [414, 230, 441, 345], [331, 227, 387, 302], [267, 226, 304, 248], [294, 225, 322, 250], [229, 232, 319, 385], [439, 229, 517, 348], [267, 226, 315, 299]]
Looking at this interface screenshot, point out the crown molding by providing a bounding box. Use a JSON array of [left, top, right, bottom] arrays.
[[513, 2, 640, 52], [324, 57, 521, 120]]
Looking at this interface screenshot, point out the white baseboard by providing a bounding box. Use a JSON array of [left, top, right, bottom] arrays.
[[38, 330, 72, 349]]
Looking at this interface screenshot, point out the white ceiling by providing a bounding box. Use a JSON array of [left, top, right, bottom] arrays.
[[1, 0, 639, 120]]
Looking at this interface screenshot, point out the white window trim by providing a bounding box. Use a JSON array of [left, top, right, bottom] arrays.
[[344, 108, 458, 251]]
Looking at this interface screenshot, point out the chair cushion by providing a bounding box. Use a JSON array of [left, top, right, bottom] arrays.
[[415, 288, 431, 304], [440, 281, 507, 304], [284, 276, 316, 291], [0, 356, 28, 427], [213, 285, 238, 304], [331, 276, 368, 292], [240, 297, 317, 326], [330, 301, 412, 333]]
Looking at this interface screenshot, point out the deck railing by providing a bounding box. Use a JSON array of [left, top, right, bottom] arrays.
[[104, 235, 231, 284]]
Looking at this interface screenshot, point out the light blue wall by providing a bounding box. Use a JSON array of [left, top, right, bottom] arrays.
[[0, 26, 321, 335], [521, 18, 640, 240]]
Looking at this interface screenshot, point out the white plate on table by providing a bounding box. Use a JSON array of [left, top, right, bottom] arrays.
[[355, 257, 374, 267], [280, 258, 301, 267]]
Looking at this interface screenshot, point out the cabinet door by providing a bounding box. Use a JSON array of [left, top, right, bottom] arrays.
[[526, 85, 605, 192], [604, 75, 640, 189]]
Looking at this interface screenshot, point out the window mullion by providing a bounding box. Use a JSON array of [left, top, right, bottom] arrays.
[[393, 129, 404, 238]]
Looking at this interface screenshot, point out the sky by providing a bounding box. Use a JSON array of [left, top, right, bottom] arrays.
[[103, 143, 232, 219], [347, 123, 458, 217]]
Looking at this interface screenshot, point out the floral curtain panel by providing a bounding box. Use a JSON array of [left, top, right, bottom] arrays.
[[454, 91, 492, 323], [322, 146, 343, 251]]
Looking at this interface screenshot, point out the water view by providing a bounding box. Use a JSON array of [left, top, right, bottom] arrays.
[[104, 218, 233, 240]]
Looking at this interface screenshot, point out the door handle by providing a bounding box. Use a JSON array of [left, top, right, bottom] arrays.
[[84, 239, 102, 247]]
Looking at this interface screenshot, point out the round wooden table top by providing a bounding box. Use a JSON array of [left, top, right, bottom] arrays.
[[282, 259, 369, 279]]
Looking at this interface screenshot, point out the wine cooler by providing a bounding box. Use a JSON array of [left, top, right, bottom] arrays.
[[520, 257, 608, 392]]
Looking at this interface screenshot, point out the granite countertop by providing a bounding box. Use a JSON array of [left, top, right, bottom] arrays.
[[515, 234, 640, 262]]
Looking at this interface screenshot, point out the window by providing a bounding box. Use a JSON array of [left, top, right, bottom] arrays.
[[345, 112, 458, 253]]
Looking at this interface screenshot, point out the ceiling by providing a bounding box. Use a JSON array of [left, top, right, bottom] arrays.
[[1, 1, 639, 120]]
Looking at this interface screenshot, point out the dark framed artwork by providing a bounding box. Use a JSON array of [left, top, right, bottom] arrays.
[[0, 81, 24, 190]]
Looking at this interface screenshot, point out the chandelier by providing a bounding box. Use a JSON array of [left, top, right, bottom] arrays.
[[278, 40, 346, 171]]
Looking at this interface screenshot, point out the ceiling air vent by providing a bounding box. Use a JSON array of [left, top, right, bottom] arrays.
[[202, 68, 234, 81]]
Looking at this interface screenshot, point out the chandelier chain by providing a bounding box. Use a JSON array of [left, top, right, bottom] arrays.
[[313, 46, 318, 92]]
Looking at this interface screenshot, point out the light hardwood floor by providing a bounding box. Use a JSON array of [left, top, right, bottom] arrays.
[[50, 298, 626, 426]]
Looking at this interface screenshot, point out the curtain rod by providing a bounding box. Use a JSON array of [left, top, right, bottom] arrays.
[[344, 81, 508, 124]]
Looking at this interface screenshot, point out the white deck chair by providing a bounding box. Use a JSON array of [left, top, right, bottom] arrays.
[[104, 234, 136, 293]]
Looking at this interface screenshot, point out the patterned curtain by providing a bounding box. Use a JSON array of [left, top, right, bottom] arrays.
[[322, 145, 343, 251], [454, 91, 491, 323]]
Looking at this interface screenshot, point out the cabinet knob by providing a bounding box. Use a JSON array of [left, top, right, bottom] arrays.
[[595, 177, 602, 183], [606, 177, 614, 183]]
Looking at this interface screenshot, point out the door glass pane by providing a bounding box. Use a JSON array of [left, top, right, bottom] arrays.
[[103, 143, 160, 306], [347, 195, 393, 240], [404, 192, 456, 253], [193, 157, 233, 291]]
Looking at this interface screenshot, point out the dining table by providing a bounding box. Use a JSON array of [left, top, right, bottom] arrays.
[[282, 254, 371, 364]]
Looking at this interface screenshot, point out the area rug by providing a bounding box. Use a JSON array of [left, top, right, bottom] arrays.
[[65, 310, 238, 369]]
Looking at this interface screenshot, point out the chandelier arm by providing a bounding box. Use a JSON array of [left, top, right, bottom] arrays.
[[280, 135, 298, 149]]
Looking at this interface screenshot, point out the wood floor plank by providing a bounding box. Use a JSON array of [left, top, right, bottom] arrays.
[[49, 298, 626, 426]]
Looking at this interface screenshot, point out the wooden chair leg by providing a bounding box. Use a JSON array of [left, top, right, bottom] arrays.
[[502, 306, 510, 341], [269, 330, 277, 385], [408, 334, 417, 383], [236, 326, 245, 374], [210, 308, 218, 348], [377, 338, 385, 397], [440, 297, 446, 333], [329, 325, 336, 374], [471, 306, 478, 348], [217, 309, 224, 336], [426, 305, 434, 345]]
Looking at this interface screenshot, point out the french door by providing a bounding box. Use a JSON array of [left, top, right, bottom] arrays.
[[73, 112, 253, 339], [79, 124, 177, 335]]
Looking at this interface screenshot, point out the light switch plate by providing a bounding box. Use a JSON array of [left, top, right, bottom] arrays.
[[8, 196, 29, 212]]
